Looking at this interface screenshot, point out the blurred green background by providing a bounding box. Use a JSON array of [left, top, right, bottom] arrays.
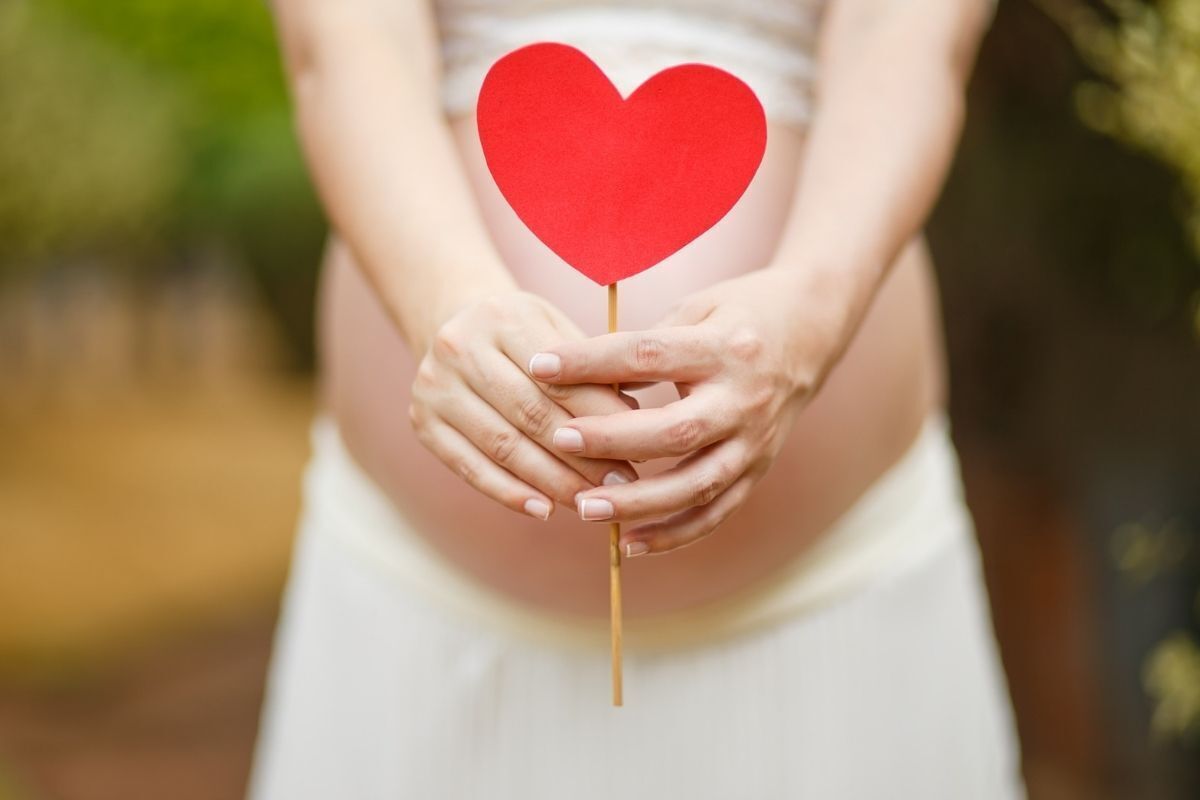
[[0, 0, 324, 366], [0, 1, 1197, 799]]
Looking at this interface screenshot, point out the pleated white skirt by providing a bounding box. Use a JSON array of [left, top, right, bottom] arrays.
[[249, 417, 1025, 799]]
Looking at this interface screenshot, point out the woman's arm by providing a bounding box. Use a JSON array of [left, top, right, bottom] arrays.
[[272, 0, 514, 351], [532, 0, 994, 552], [271, 1, 638, 518], [768, 0, 995, 361]]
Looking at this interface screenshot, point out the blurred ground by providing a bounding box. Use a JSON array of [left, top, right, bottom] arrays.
[[0, 265, 310, 800], [0, 380, 310, 680], [0, 618, 275, 800], [0, 385, 309, 800]]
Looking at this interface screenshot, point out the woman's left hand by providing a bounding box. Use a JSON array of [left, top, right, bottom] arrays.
[[527, 266, 854, 557]]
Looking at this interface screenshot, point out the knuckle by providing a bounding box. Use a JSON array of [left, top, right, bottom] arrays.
[[407, 402, 422, 431], [727, 326, 765, 361], [487, 429, 519, 464], [688, 470, 724, 507], [668, 416, 705, 452], [633, 336, 666, 373], [454, 457, 478, 487], [793, 369, 818, 400], [714, 456, 738, 485], [478, 294, 509, 318], [431, 323, 467, 361], [743, 382, 776, 416], [482, 294, 528, 332], [414, 358, 439, 389], [517, 395, 553, 437], [541, 381, 575, 403]]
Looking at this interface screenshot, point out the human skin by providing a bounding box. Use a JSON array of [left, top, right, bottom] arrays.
[[271, 0, 993, 617]]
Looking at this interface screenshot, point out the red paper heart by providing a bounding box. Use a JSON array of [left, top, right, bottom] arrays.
[[477, 43, 767, 286]]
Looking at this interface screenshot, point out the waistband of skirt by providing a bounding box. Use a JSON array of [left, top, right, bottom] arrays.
[[297, 411, 973, 654]]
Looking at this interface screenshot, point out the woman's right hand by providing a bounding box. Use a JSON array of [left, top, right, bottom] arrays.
[[409, 290, 639, 521]]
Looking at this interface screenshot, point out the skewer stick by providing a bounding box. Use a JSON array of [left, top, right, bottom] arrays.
[[608, 281, 623, 707]]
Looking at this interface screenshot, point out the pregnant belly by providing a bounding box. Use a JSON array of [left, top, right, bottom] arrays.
[[320, 118, 944, 619]]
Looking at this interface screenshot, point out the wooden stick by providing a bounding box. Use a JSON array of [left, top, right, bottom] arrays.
[[608, 281, 623, 707]]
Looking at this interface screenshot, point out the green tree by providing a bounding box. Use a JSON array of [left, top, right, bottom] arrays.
[[0, 0, 325, 366], [0, 3, 182, 270]]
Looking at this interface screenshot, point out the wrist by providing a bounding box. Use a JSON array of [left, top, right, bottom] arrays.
[[760, 259, 875, 392], [399, 264, 519, 355]]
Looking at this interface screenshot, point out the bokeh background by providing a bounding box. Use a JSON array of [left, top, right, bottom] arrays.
[[1, 1, 1198, 798]]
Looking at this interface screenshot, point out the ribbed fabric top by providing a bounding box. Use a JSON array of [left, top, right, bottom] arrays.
[[434, 0, 828, 128]]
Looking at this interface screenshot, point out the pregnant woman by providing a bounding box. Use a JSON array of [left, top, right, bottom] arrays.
[[252, 0, 1024, 797]]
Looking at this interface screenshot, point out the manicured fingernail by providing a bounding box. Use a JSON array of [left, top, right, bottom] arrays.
[[528, 353, 561, 378], [553, 427, 584, 452], [523, 498, 551, 520], [603, 471, 630, 486], [625, 541, 650, 557], [577, 497, 614, 521]]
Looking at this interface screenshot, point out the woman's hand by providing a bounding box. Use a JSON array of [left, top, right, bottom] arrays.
[[528, 267, 856, 555], [410, 290, 640, 521]]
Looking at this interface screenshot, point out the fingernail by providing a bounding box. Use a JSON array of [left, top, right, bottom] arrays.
[[625, 541, 650, 557], [528, 353, 561, 378], [523, 498, 551, 520], [603, 471, 630, 486], [553, 427, 584, 452], [577, 497, 614, 521]]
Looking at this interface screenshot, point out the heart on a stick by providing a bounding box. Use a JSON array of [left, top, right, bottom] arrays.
[[477, 43, 767, 286]]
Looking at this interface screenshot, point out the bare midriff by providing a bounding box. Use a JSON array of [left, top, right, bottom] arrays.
[[320, 117, 945, 619]]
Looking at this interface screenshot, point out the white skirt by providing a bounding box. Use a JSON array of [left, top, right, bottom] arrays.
[[249, 415, 1025, 799]]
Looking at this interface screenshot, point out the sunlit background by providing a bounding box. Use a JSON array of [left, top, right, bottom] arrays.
[[0, 1, 1197, 798]]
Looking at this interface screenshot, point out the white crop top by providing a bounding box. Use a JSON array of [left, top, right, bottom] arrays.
[[434, 0, 828, 128]]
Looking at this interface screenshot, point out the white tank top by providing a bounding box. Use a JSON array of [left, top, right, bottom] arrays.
[[433, 0, 828, 128]]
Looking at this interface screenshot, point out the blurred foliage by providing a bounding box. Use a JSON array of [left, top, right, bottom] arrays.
[[1144, 627, 1200, 741], [1047, 0, 1200, 266], [0, 0, 324, 367], [1113, 519, 1200, 741], [0, 2, 181, 269], [1039, 0, 1200, 749], [40, 0, 308, 223], [1111, 518, 1192, 587]]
